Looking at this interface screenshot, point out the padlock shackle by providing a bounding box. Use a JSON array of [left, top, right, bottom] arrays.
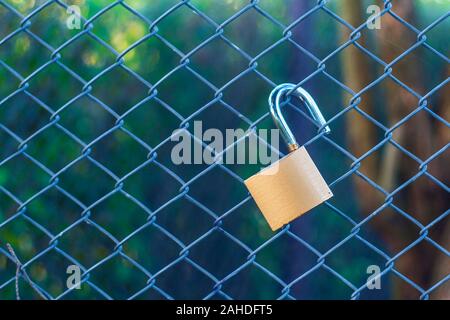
[[269, 83, 330, 152]]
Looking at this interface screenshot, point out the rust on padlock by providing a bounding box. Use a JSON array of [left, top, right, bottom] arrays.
[[245, 83, 333, 231], [245, 146, 332, 231]]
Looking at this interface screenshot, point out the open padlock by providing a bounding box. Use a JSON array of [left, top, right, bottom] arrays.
[[245, 83, 333, 231]]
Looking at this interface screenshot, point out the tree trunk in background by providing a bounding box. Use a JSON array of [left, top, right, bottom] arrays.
[[339, 0, 448, 299], [338, 1, 379, 212], [431, 66, 450, 299], [376, 0, 449, 299]]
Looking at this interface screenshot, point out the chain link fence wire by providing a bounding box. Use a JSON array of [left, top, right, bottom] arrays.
[[0, 0, 448, 299]]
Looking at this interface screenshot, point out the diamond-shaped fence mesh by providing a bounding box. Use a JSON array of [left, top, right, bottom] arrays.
[[0, 0, 448, 300]]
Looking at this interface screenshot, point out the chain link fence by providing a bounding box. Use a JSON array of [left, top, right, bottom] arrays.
[[0, 0, 448, 300]]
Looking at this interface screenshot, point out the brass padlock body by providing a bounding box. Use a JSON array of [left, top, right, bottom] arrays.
[[245, 146, 333, 231]]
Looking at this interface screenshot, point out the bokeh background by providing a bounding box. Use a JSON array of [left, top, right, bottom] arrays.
[[0, 0, 449, 299]]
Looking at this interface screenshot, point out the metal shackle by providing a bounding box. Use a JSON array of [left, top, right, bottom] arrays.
[[269, 83, 330, 152]]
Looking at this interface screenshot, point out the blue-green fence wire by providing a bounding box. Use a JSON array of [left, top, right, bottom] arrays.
[[0, 0, 449, 300]]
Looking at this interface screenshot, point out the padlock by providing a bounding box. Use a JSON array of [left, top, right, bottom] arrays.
[[245, 83, 333, 231]]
